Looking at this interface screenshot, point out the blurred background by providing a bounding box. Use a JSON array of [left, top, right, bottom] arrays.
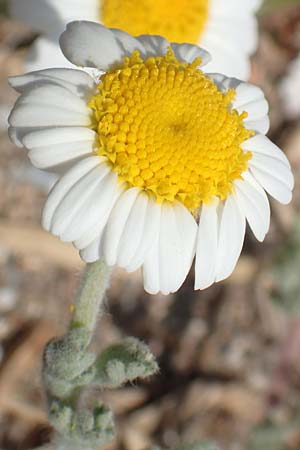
[[1, 0, 300, 449]]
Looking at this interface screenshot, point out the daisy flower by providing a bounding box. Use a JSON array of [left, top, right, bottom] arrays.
[[10, 0, 262, 79], [8, 22, 293, 295]]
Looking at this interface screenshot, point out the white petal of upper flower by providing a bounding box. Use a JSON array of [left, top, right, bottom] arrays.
[[209, 0, 262, 17], [24, 36, 74, 71], [170, 43, 211, 67], [9, 68, 96, 100], [233, 171, 270, 242], [10, 0, 99, 35], [201, 34, 250, 80], [215, 195, 246, 282], [195, 199, 219, 290], [201, 0, 261, 78], [60, 21, 144, 70], [143, 202, 197, 295]]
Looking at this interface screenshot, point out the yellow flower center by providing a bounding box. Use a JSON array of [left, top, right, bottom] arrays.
[[88, 50, 253, 212], [101, 0, 209, 44]]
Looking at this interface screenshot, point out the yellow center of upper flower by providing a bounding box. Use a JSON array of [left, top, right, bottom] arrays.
[[101, 0, 209, 44], [89, 49, 253, 212]]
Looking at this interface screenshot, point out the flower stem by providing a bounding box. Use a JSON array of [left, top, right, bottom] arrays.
[[42, 259, 157, 450], [43, 260, 114, 450], [70, 260, 112, 337]]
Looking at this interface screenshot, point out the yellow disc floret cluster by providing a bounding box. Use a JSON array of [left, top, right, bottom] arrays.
[[101, 0, 209, 44], [88, 49, 253, 212]]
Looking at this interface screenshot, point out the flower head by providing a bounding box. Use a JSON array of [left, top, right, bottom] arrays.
[[8, 22, 294, 294], [10, 0, 262, 79]]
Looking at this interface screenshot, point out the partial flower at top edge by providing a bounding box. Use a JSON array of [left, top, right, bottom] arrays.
[[9, 0, 263, 79]]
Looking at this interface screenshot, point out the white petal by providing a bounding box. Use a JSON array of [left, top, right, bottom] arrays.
[[200, 0, 261, 79], [215, 195, 246, 282], [142, 235, 160, 295], [235, 95, 268, 120], [9, 68, 96, 100], [61, 170, 122, 243], [110, 29, 146, 55], [250, 165, 293, 205], [232, 82, 269, 133], [116, 192, 149, 268], [244, 117, 270, 135], [242, 134, 291, 168], [173, 202, 198, 281], [250, 153, 294, 190], [234, 171, 270, 242], [23, 127, 96, 169], [102, 187, 140, 266], [170, 43, 211, 67], [143, 202, 197, 295], [17, 84, 87, 113], [9, 84, 91, 128], [232, 83, 265, 108], [136, 35, 169, 56], [24, 36, 73, 71], [10, 0, 62, 34], [201, 35, 250, 79], [9, 0, 99, 35], [50, 163, 110, 238], [8, 126, 29, 147], [80, 234, 104, 263], [60, 21, 131, 70], [195, 199, 219, 290], [42, 156, 101, 230], [125, 197, 161, 272], [208, 77, 270, 134]]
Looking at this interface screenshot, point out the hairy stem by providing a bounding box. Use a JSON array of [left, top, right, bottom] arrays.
[[70, 260, 112, 337]]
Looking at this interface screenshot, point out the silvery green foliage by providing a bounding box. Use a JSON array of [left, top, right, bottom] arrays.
[[43, 331, 157, 449], [36, 260, 217, 450], [95, 337, 159, 387], [51, 401, 114, 450], [41, 261, 158, 450], [44, 329, 96, 398]]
